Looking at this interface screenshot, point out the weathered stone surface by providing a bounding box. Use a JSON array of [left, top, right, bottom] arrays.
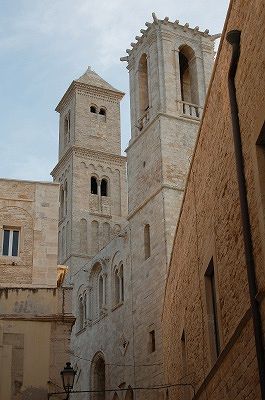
[[162, 0, 265, 399]]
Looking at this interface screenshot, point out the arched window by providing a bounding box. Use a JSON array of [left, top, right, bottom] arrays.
[[78, 295, 84, 330], [60, 181, 68, 219], [64, 180, 68, 215], [91, 353, 105, 400], [179, 45, 198, 109], [99, 275, 104, 310], [138, 53, 149, 117], [101, 179, 108, 197], [90, 105, 97, 113], [114, 268, 120, 305], [64, 111, 70, 145], [89, 262, 106, 320], [144, 224, 151, 259], [99, 108, 106, 116], [59, 186, 64, 219], [120, 264, 124, 302], [91, 176, 98, 195], [113, 263, 124, 306]]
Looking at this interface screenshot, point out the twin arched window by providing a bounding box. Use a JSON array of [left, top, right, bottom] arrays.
[[78, 260, 125, 327], [90, 105, 106, 120], [90, 176, 108, 197]]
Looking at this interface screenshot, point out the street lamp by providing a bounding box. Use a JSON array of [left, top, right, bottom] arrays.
[[60, 362, 76, 399]]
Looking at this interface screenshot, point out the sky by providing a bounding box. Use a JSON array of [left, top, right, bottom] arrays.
[[0, 0, 229, 181]]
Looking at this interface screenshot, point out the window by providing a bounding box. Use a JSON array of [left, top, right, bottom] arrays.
[[138, 53, 149, 117], [144, 224, 151, 259], [2, 228, 20, 256], [91, 177, 98, 195], [78, 295, 84, 330], [99, 275, 104, 310], [64, 112, 71, 145], [90, 105, 97, 113], [99, 108, 106, 121], [113, 264, 124, 306], [205, 258, 221, 362], [178, 45, 199, 117], [59, 181, 68, 220], [149, 330, 156, 353], [101, 179, 108, 197]]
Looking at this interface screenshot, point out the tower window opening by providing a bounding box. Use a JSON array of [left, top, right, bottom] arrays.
[[64, 112, 71, 145], [91, 177, 98, 195], [101, 179, 108, 197], [138, 53, 149, 117], [99, 108, 106, 116], [179, 45, 198, 109], [90, 105, 97, 113]]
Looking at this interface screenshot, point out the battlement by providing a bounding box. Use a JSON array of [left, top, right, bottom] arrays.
[[120, 12, 221, 66]]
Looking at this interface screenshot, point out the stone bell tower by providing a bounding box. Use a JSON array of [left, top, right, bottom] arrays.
[[51, 67, 128, 280], [120, 13, 217, 391]]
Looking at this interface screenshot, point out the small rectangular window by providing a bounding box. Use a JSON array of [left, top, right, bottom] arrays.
[[149, 330, 156, 353], [205, 258, 221, 362], [2, 228, 20, 257]]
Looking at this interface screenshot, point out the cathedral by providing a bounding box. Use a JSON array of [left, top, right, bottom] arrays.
[[1, 0, 264, 398], [51, 13, 216, 400]]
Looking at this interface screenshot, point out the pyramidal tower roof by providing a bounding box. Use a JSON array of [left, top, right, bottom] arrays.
[[56, 66, 124, 112], [75, 66, 120, 93]]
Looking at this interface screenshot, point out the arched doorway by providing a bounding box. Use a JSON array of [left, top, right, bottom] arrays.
[[91, 353, 106, 400]]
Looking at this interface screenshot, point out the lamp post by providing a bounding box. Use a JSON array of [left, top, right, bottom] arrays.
[[60, 362, 76, 400]]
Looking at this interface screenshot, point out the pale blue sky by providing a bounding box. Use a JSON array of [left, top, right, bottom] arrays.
[[0, 0, 229, 181]]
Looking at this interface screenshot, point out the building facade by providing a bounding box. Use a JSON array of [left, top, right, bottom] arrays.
[[0, 179, 74, 400], [52, 14, 217, 400], [162, 0, 265, 399]]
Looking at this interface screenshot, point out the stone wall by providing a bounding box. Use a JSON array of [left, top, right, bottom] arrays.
[[0, 179, 59, 287], [0, 287, 74, 400], [162, 0, 265, 399]]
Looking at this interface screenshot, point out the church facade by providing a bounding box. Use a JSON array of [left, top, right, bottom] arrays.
[[51, 14, 217, 399]]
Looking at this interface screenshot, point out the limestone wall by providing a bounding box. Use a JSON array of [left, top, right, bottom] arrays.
[[0, 287, 74, 400], [162, 0, 265, 398], [0, 179, 59, 287]]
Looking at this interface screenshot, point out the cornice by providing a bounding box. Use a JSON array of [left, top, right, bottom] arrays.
[[125, 111, 200, 152], [56, 81, 124, 113], [127, 183, 184, 220], [121, 14, 217, 67], [51, 146, 127, 177], [0, 314, 75, 323]]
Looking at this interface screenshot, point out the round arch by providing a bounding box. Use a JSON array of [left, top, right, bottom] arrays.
[[91, 352, 106, 400]]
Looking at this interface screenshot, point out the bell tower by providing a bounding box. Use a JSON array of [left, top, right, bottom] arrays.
[[51, 67, 128, 280], [121, 14, 217, 391], [121, 13, 216, 256]]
